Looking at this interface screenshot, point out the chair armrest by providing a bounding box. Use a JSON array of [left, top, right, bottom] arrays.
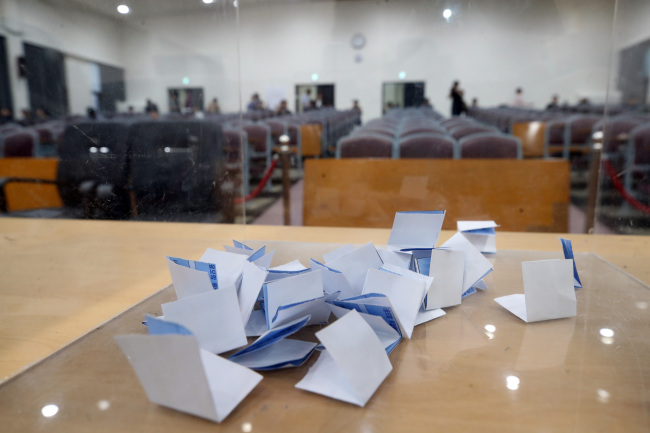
[[0, 177, 57, 212]]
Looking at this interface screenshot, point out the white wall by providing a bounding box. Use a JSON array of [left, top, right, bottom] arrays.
[[0, 0, 123, 114]]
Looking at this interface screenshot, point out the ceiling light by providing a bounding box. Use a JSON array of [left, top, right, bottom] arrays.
[[203, 0, 215, 3], [443, 8, 452, 19], [117, 4, 130, 14]]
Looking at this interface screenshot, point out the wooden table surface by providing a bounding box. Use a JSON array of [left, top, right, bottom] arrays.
[[0, 218, 649, 433]]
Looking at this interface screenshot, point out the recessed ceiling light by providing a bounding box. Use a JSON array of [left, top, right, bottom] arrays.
[[443, 8, 452, 19], [117, 4, 130, 14], [203, 0, 215, 4]]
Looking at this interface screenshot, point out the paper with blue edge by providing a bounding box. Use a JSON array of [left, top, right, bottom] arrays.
[[272, 292, 337, 329], [457, 220, 498, 254], [145, 315, 193, 336], [161, 287, 247, 354], [295, 310, 393, 407], [229, 315, 317, 370], [167, 256, 219, 290], [326, 242, 384, 296], [330, 293, 401, 337], [440, 232, 493, 293], [263, 269, 324, 329], [238, 261, 268, 327], [329, 304, 401, 354], [426, 249, 465, 309], [115, 334, 262, 423], [387, 210, 446, 250], [309, 258, 355, 299], [199, 248, 248, 291], [363, 268, 427, 339], [166, 258, 215, 300], [560, 238, 582, 288]]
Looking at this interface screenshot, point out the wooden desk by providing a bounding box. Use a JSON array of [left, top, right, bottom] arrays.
[[0, 218, 648, 432]]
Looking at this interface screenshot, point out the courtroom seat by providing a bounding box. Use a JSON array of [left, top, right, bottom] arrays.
[[449, 125, 496, 141], [337, 135, 393, 158], [543, 119, 567, 158], [399, 134, 456, 159], [458, 133, 522, 159], [1, 129, 38, 157], [400, 125, 446, 138], [563, 114, 601, 159]]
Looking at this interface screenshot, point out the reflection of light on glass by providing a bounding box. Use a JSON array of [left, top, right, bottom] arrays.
[[443, 8, 452, 19], [601, 337, 614, 345], [485, 332, 495, 340], [597, 389, 610, 403], [164, 147, 171, 153], [636, 301, 648, 310], [279, 134, 289, 144], [97, 400, 110, 411], [99, 147, 109, 153], [41, 404, 59, 417], [311, 73, 319, 82], [89, 147, 98, 153], [233, 0, 238, 7], [506, 375, 520, 391], [600, 328, 614, 338], [398, 71, 406, 80], [203, 0, 215, 3], [117, 5, 130, 14], [182, 77, 190, 85], [592, 131, 603, 141], [242, 422, 253, 432], [484, 324, 496, 333]]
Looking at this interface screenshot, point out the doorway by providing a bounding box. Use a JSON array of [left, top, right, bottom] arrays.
[[295, 84, 335, 113], [382, 81, 426, 114]]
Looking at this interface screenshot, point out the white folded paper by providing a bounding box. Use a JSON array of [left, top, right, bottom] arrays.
[[440, 232, 493, 293], [166, 258, 214, 299], [457, 220, 498, 254], [329, 304, 401, 354], [326, 242, 383, 296], [161, 287, 247, 354], [494, 259, 577, 322], [200, 248, 248, 290], [115, 334, 262, 423], [263, 269, 324, 329], [363, 268, 427, 339], [387, 210, 446, 250], [238, 261, 268, 326], [295, 310, 392, 406], [426, 249, 465, 309], [310, 258, 355, 299]]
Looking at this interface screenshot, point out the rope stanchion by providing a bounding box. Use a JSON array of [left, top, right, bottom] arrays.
[[602, 159, 650, 214], [234, 158, 278, 204]]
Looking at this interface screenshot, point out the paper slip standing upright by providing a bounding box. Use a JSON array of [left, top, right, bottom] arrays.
[[238, 261, 269, 326], [363, 268, 427, 339], [116, 334, 262, 423], [387, 210, 446, 250], [457, 220, 498, 254], [309, 259, 355, 300], [200, 248, 249, 291], [295, 310, 392, 407], [161, 287, 247, 354], [166, 258, 216, 299], [494, 259, 577, 322], [560, 238, 582, 288], [329, 304, 401, 354], [426, 249, 465, 309], [440, 232, 493, 293], [326, 242, 383, 296], [263, 269, 324, 329]]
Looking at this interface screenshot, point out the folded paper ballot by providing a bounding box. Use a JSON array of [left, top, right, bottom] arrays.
[[263, 269, 324, 329], [387, 210, 446, 250], [326, 242, 383, 296], [494, 259, 577, 322], [116, 334, 262, 423], [229, 315, 317, 370], [166, 258, 216, 299], [271, 292, 336, 329], [200, 248, 248, 291], [560, 238, 582, 288], [425, 249, 465, 309], [329, 304, 401, 354], [377, 248, 412, 270], [238, 262, 269, 326], [457, 220, 498, 254], [330, 294, 401, 337], [363, 268, 427, 339], [440, 232, 493, 293], [415, 306, 446, 326], [310, 259, 355, 299], [161, 287, 247, 354], [295, 310, 392, 406]]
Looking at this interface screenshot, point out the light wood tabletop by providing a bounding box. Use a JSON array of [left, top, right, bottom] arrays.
[[0, 218, 648, 432]]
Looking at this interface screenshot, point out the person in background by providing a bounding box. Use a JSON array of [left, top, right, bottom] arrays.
[[145, 99, 159, 114], [19, 109, 33, 126], [449, 81, 466, 116], [0, 107, 13, 124], [352, 99, 362, 124], [422, 98, 433, 108], [247, 93, 262, 111], [546, 94, 559, 110], [127, 106, 135, 115], [275, 99, 291, 116], [315, 93, 323, 109], [86, 107, 97, 120], [512, 88, 525, 107], [471, 98, 479, 108], [300, 89, 312, 112], [35, 108, 49, 123], [207, 98, 221, 114], [169, 92, 181, 113]]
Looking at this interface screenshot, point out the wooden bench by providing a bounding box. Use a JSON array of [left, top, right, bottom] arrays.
[[303, 158, 569, 232]]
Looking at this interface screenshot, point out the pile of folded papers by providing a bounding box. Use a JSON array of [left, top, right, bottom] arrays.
[[116, 211, 582, 423]]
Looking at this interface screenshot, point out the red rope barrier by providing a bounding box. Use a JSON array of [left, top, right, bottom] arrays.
[[234, 158, 279, 204], [602, 159, 650, 214]]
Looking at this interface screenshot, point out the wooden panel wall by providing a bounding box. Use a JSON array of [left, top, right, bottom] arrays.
[[0, 158, 61, 211], [303, 159, 569, 232]]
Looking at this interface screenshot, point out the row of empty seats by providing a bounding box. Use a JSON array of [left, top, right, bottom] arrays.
[[337, 108, 523, 159]]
